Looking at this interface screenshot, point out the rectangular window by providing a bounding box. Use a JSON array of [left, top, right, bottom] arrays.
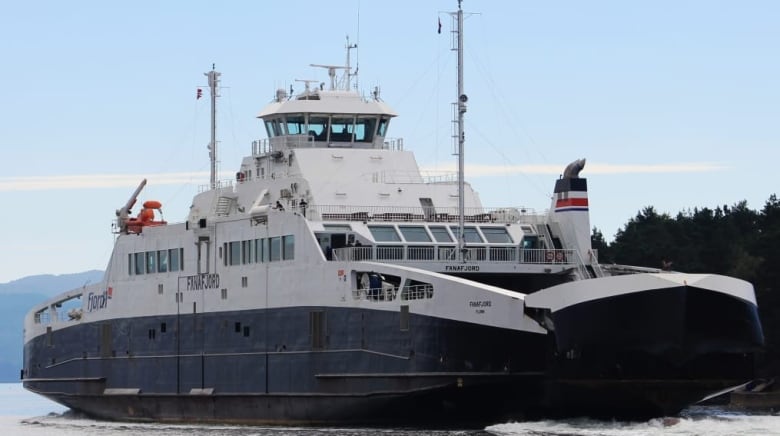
[[377, 116, 390, 137], [222, 243, 228, 266], [229, 241, 241, 266], [146, 251, 156, 274], [261, 239, 270, 262], [399, 226, 431, 242], [249, 239, 256, 263], [283, 235, 295, 260], [354, 116, 377, 143], [134, 253, 145, 275], [221, 288, 227, 299], [270, 237, 282, 261], [429, 226, 453, 243], [158, 250, 168, 272], [128, 253, 133, 275], [453, 226, 484, 243], [169, 248, 180, 272], [368, 225, 401, 242], [242, 240, 250, 264], [285, 115, 306, 135], [254, 239, 262, 263], [481, 227, 513, 243], [330, 116, 355, 142]]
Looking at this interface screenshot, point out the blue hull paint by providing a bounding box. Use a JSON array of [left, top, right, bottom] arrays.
[[24, 306, 549, 424]]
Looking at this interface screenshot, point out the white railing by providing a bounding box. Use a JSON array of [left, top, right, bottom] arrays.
[[251, 136, 404, 155], [309, 204, 538, 224], [333, 247, 576, 266], [400, 284, 434, 301], [383, 138, 404, 151], [198, 178, 235, 193], [351, 286, 396, 301]]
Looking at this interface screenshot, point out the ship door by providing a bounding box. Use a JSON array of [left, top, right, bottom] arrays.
[[197, 237, 210, 273]]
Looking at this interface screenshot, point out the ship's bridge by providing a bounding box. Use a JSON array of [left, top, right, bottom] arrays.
[[257, 83, 398, 152]]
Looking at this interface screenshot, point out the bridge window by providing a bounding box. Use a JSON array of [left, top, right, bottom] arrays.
[[369, 225, 401, 242], [265, 119, 282, 138], [399, 226, 431, 242], [330, 117, 355, 142], [429, 226, 453, 243], [377, 116, 390, 137], [309, 116, 329, 141], [355, 116, 377, 142], [481, 227, 513, 243], [285, 115, 305, 135]]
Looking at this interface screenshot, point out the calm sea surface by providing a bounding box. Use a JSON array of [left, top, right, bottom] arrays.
[[2, 382, 779, 435]]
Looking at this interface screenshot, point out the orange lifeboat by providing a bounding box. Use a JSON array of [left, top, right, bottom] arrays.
[[125, 200, 167, 233]]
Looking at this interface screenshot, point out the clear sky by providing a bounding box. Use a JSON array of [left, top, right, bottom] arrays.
[[1, 1, 778, 283]]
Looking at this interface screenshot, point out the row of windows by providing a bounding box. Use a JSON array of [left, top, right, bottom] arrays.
[[222, 235, 295, 266], [129, 248, 184, 275], [264, 114, 391, 143], [368, 225, 513, 244]]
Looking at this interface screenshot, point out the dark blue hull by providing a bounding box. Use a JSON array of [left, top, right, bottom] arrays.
[[24, 306, 549, 425], [23, 286, 764, 424]]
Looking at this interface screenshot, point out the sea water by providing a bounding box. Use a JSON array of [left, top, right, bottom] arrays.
[[2, 383, 779, 435]]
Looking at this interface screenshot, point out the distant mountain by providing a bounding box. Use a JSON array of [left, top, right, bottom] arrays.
[[0, 270, 104, 297], [0, 270, 103, 383]]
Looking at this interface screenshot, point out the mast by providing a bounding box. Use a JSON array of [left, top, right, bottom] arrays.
[[206, 67, 221, 190], [454, 1, 468, 261]]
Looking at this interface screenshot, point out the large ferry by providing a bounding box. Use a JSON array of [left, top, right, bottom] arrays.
[[23, 3, 763, 425]]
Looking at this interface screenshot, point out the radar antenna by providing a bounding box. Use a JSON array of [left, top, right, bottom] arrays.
[[311, 36, 358, 91]]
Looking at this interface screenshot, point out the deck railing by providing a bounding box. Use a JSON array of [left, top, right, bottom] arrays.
[[333, 247, 576, 266], [307, 204, 541, 225]]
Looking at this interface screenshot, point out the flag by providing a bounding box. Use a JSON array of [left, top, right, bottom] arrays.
[[196, 88, 203, 99], [438, 17, 442, 34]]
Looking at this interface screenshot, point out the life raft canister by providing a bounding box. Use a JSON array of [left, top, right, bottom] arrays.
[[143, 200, 162, 209]]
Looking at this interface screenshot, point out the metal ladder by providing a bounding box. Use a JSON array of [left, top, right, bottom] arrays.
[[214, 196, 235, 216]]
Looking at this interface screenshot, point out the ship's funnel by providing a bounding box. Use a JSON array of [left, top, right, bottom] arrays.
[[549, 159, 592, 263]]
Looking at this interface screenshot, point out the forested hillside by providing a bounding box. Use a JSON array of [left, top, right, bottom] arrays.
[[592, 195, 780, 377]]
